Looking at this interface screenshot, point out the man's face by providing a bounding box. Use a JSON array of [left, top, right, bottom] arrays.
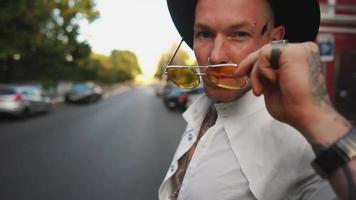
[[193, 0, 281, 102]]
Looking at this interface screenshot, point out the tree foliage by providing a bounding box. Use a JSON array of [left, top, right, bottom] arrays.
[[0, 0, 100, 85], [89, 50, 142, 84], [110, 50, 142, 81], [155, 44, 192, 79], [0, 0, 143, 86]]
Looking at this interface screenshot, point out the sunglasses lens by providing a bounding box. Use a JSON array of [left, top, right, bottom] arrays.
[[167, 67, 200, 89], [206, 65, 248, 90]]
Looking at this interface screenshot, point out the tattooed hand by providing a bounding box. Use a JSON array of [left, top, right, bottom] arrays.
[[235, 42, 351, 145], [235, 42, 356, 200]]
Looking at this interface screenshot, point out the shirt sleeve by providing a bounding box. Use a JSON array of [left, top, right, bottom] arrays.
[[288, 142, 338, 200]]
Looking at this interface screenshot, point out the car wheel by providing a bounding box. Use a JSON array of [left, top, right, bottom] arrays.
[[65, 96, 72, 104], [181, 104, 188, 111], [20, 108, 30, 119], [167, 101, 176, 110], [43, 104, 52, 114], [89, 95, 100, 103]]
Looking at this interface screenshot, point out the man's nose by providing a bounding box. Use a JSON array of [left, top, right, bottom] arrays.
[[209, 35, 229, 64]]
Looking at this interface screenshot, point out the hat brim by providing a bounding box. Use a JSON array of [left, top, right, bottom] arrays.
[[167, 0, 320, 49]]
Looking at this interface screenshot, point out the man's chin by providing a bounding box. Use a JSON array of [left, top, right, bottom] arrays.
[[204, 84, 250, 103]]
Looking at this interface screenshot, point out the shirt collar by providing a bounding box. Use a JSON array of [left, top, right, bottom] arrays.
[[215, 90, 265, 121], [183, 90, 264, 127], [182, 93, 211, 128]]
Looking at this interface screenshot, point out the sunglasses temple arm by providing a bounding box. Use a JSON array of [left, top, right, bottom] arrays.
[[162, 39, 184, 80], [166, 39, 184, 66]]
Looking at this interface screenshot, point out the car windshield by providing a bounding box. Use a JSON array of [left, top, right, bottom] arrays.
[[18, 86, 40, 95], [169, 88, 186, 96], [0, 88, 15, 95], [72, 84, 91, 92]]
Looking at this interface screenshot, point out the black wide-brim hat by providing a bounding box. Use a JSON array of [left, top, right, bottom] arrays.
[[167, 0, 320, 49]]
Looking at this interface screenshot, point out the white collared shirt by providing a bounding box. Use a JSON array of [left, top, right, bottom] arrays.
[[159, 91, 336, 200]]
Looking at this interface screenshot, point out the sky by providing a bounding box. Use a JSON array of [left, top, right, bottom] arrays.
[[78, 0, 194, 80]]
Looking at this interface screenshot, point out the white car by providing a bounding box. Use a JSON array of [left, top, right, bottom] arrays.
[[0, 85, 52, 118]]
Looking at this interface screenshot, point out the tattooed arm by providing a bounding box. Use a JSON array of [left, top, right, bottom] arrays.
[[236, 42, 356, 200]]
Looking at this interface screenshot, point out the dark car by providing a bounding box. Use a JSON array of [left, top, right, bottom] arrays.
[[185, 86, 205, 108], [163, 86, 204, 111], [154, 82, 166, 97], [156, 83, 177, 97], [65, 83, 103, 104], [0, 85, 52, 118]]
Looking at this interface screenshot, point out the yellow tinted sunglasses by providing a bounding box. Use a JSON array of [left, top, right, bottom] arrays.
[[162, 39, 248, 90], [163, 64, 248, 90]]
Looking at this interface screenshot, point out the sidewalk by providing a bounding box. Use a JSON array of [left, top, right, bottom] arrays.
[[50, 83, 131, 105]]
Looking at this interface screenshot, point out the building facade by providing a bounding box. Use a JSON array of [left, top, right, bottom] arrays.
[[318, 0, 356, 121]]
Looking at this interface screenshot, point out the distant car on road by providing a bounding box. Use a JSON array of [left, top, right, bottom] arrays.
[[163, 86, 204, 111], [65, 83, 103, 104], [185, 86, 204, 108], [163, 87, 187, 111], [154, 82, 174, 97], [0, 85, 52, 118]]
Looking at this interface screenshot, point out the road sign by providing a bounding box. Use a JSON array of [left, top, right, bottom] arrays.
[[318, 34, 335, 62]]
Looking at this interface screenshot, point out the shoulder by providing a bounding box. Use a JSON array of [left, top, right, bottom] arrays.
[[224, 107, 321, 199], [225, 103, 314, 170]]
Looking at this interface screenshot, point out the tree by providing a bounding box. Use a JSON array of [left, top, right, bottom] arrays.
[[0, 0, 99, 85], [88, 51, 142, 84], [155, 43, 193, 79], [109, 50, 142, 82]]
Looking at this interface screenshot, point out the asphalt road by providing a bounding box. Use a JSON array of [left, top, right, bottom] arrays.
[[0, 86, 186, 200]]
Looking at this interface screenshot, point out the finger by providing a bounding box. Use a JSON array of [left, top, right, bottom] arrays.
[[235, 49, 260, 77], [269, 40, 289, 69], [250, 59, 264, 96], [249, 44, 279, 83], [258, 56, 278, 83]]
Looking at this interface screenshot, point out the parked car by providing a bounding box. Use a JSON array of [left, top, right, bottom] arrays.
[[155, 82, 173, 97], [185, 86, 205, 108], [0, 85, 52, 118], [164, 83, 175, 96], [163, 86, 204, 111], [154, 82, 165, 97], [65, 83, 103, 104], [163, 87, 187, 111]]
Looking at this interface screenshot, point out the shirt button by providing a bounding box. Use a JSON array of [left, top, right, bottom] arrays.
[[170, 165, 175, 172], [189, 164, 195, 169], [188, 134, 193, 141]]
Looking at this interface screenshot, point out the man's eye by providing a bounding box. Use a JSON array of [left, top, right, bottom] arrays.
[[229, 31, 251, 40], [196, 31, 213, 39]]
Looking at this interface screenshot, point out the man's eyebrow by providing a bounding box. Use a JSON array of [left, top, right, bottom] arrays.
[[194, 22, 256, 32], [227, 22, 256, 31], [194, 23, 212, 31]]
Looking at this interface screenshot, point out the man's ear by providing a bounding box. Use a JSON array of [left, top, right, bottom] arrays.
[[271, 25, 285, 41]]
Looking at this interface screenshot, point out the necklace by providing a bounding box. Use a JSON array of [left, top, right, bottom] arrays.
[[169, 105, 217, 200]]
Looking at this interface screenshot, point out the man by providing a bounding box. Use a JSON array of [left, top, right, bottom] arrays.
[[236, 42, 356, 200], [159, 0, 336, 199]]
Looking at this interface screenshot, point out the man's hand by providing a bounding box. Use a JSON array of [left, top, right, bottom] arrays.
[[236, 42, 351, 145]]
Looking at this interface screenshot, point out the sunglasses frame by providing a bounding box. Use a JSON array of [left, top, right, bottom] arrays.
[[162, 39, 246, 90], [163, 63, 239, 76]]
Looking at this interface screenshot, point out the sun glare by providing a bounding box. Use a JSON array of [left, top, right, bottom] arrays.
[[79, 0, 195, 85]]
